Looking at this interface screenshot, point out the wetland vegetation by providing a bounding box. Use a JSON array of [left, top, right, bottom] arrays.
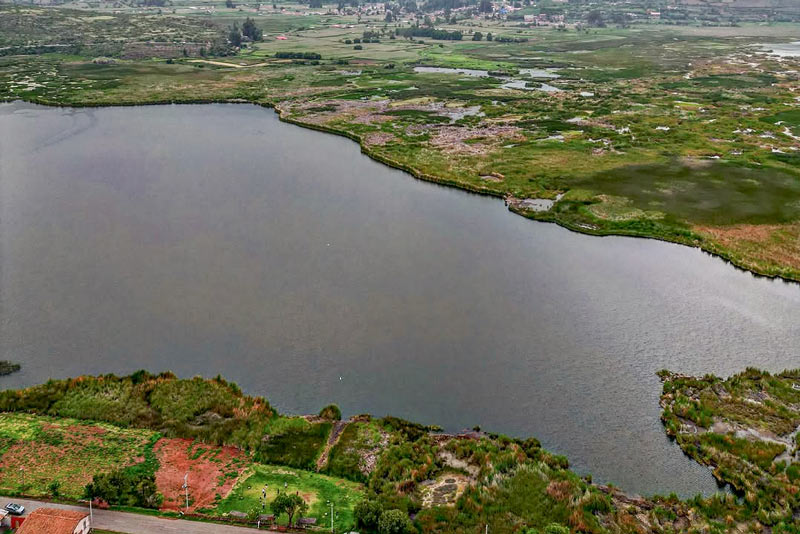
[[2, 0, 800, 280]]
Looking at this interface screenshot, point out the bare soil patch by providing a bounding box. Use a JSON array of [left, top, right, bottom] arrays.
[[154, 438, 247, 512], [420, 473, 471, 507]]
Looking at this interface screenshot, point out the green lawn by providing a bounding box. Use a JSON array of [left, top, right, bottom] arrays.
[[215, 464, 364, 530]]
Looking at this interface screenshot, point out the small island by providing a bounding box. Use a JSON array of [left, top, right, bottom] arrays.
[[0, 362, 21, 376]]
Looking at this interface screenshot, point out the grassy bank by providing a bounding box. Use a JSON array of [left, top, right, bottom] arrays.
[[2, 371, 800, 532], [3, 6, 800, 281]]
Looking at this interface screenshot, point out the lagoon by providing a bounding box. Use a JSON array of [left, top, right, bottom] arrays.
[[3, 101, 800, 498]]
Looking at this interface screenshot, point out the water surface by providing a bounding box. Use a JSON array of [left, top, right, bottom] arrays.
[[414, 66, 561, 92], [3, 102, 800, 498], [758, 41, 800, 57]]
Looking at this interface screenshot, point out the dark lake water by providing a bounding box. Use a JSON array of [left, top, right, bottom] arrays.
[[3, 101, 800, 498]]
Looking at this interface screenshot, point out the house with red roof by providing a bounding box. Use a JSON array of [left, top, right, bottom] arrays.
[[16, 508, 90, 534]]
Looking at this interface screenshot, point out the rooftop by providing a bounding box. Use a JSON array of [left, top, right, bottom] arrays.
[[17, 508, 88, 534]]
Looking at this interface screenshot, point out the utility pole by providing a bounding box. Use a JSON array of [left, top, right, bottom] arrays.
[[183, 472, 189, 513], [79, 498, 93, 528]]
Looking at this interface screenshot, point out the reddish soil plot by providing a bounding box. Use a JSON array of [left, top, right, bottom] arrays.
[[153, 438, 248, 512]]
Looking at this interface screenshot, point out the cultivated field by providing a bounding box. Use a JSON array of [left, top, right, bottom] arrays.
[[0, 413, 156, 498]]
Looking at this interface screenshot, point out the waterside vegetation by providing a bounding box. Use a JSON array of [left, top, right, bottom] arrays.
[[2, 370, 800, 532], [2, 2, 800, 281]]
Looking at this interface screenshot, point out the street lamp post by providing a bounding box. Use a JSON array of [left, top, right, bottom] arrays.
[[326, 500, 334, 533]]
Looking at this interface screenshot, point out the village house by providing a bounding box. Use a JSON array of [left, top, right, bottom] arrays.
[[15, 508, 90, 534]]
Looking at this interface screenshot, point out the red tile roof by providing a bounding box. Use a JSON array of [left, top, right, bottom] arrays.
[[17, 508, 88, 534]]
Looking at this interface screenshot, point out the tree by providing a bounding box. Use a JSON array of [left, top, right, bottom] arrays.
[[378, 509, 411, 534], [229, 23, 242, 47], [472, 31, 482, 41], [587, 10, 605, 27], [310, 0, 323, 7], [271, 492, 308, 527], [486, 31, 493, 41], [225, 0, 235, 7], [610, 11, 629, 27], [478, 0, 491, 13], [354, 499, 383, 531], [385, 10, 394, 22], [242, 17, 263, 41], [48, 479, 61, 497]]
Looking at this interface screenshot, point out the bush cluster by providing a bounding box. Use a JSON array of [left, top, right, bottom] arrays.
[[275, 51, 321, 59]]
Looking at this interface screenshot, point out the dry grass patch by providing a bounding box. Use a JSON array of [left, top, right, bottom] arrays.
[[695, 222, 800, 273]]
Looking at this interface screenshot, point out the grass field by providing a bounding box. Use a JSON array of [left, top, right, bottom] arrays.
[[215, 463, 364, 529], [0, 413, 156, 499]]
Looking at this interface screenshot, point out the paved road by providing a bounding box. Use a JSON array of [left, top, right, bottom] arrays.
[[0, 496, 278, 533]]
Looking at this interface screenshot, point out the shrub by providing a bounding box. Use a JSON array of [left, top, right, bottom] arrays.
[[354, 45, 363, 50], [582, 492, 612, 514], [378, 509, 411, 534], [274, 51, 321, 59], [544, 524, 569, 534], [257, 422, 332, 469], [319, 404, 342, 421], [355, 498, 383, 531], [0, 374, 273, 451], [85, 470, 162, 508]]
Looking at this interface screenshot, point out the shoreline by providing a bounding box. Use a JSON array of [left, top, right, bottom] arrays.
[[5, 96, 799, 286], [0, 369, 797, 533]]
